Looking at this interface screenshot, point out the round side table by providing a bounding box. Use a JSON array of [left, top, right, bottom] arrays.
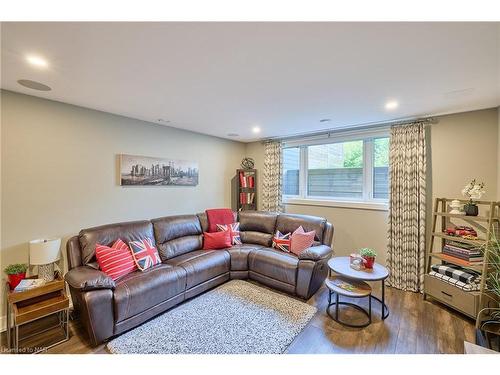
[[327, 257, 390, 324], [325, 276, 372, 328]]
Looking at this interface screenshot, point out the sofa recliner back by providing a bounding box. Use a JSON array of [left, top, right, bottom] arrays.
[[65, 211, 333, 346]]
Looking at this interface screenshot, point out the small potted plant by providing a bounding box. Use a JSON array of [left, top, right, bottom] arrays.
[[462, 179, 485, 216], [4, 263, 28, 290], [359, 248, 377, 269]]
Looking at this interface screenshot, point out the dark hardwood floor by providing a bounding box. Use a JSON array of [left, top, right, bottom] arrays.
[[1, 284, 475, 354]]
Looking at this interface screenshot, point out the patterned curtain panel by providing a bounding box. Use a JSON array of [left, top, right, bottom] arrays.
[[262, 141, 283, 212], [387, 122, 427, 292]]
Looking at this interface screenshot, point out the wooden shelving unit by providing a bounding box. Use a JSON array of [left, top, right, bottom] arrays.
[[235, 169, 257, 211], [424, 198, 500, 319]]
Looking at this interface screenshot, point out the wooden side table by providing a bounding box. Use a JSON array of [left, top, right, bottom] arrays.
[[5, 274, 70, 353]]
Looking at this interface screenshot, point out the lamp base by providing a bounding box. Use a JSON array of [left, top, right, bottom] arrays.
[[38, 263, 55, 282]]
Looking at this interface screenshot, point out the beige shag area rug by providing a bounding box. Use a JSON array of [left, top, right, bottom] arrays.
[[107, 279, 317, 354]]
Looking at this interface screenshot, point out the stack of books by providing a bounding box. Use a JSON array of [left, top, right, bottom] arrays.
[[240, 192, 255, 205], [442, 241, 483, 263], [239, 171, 255, 188]]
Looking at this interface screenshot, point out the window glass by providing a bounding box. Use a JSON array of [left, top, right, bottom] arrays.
[[283, 147, 300, 195], [373, 137, 390, 199], [307, 140, 363, 198]]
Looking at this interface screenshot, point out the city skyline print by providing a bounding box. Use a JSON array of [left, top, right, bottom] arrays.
[[120, 154, 199, 186]]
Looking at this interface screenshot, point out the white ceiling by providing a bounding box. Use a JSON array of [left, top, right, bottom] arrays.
[[1, 22, 499, 142]]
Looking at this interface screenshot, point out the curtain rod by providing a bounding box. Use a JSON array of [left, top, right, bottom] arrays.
[[261, 116, 435, 143]]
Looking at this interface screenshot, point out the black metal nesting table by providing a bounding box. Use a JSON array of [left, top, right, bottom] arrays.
[[326, 257, 390, 327]]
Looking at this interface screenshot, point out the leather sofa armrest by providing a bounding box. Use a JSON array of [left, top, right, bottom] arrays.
[[298, 244, 332, 261], [65, 266, 115, 291]]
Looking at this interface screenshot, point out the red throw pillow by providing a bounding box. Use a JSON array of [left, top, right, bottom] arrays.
[[203, 231, 232, 250], [95, 239, 137, 280], [290, 226, 316, 256]]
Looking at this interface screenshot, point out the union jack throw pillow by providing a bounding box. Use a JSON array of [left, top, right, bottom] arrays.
[[216, 222, 242, 245], [272, 230, 291, 253], [128, 238, 162, 271]]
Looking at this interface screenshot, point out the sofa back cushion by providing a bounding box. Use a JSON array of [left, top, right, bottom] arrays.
[[238, 211, 278, 247], [275, 213, 326, 245], [152, 215, 203, 261], [79, 220, 154, 266]]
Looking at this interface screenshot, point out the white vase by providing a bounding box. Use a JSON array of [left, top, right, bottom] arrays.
[[449, 200, 463, 215]]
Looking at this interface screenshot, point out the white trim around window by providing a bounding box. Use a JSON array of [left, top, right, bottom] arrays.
[[282, 127, 390, 211]]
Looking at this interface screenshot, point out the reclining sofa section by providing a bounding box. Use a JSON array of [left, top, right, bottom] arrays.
[[65, 211, 334, 345]]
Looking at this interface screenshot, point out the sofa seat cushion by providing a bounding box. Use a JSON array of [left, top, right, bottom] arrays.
[[248, 248, 299, 285], [165, 250, 230, 289], [226, 244, 264, 271], [113, 264, 186, 322]]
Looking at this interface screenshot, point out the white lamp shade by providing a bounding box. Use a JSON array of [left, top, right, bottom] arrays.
[[29, 238, 61, 265]]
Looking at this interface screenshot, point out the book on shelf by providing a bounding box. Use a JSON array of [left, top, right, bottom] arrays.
[[442, 240, 483, 262], [239, 171, 255, 189], [442, 248, 483, 262], [13, 278, 45, 292], [438, 253, 483, 267], [447, 241, 478, 251], [239, 192, 255, 205]]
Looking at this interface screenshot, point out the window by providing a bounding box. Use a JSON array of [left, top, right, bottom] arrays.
[[373, 137, 390, 199], [283, 147, 300, 195], [307, 141, 364, 199], [282, 130, 390, 209]]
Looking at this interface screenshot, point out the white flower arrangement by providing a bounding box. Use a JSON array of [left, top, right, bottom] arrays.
[[462, 179, 486, 205]]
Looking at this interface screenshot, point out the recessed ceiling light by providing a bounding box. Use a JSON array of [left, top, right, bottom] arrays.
[[26, 55, 48, 68], [319, 119, 331, 123], [252, 126, 261, 134], [17, 79, 52, 91], [385, 100, 399, 111], [227, 133, 239, 137]]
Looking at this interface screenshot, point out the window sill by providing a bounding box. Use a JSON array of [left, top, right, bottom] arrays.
[[283, 197, 389, 211]]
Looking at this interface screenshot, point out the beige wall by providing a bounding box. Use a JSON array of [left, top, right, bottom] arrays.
[[430, 108, 498, 202], [245, 108, 499, 266], [0, 90, 246, 323]]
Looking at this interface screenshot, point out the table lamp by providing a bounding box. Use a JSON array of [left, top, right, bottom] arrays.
[[29, 238, 61, 282]]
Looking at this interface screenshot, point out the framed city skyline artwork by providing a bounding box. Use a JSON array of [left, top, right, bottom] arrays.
[[119, 154, 199, 186]]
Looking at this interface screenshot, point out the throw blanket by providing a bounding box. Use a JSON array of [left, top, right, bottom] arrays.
[[206, 208, 234, 233], [430, 264, 480, 284], [428, 271, 480, 292]]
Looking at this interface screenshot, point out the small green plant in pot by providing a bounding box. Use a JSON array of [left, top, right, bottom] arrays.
[[4, 263, 28, 290], [359, 248, 377, 269]]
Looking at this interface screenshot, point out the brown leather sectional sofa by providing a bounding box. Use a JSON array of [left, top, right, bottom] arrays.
[[65, 211, 334, 346]]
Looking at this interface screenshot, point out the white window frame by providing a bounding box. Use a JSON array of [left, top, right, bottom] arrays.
[[282, 128, 390, 211]]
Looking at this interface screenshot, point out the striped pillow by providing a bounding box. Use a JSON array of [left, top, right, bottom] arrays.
[[290, 226, 316, 256], [95, 239, 137, 280]]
